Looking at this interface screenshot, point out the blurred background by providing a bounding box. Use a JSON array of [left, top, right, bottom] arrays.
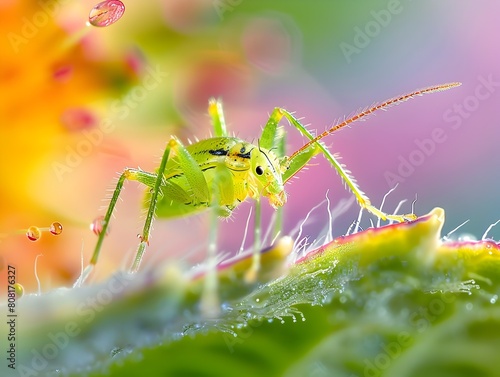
[[0, 0, 498, 292]]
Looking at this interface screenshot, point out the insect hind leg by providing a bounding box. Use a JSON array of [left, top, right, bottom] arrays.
[[78, 168, 158, 284], [208, 98, 228, 137]]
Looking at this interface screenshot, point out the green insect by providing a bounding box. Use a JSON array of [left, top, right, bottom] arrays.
[[81, 82, 460, 290]]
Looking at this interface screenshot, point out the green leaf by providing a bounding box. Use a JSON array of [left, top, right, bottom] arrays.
[[5, 208, 500, 377]]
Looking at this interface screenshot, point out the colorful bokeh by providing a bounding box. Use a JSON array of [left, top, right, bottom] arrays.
[[0, 1, 498, 292]]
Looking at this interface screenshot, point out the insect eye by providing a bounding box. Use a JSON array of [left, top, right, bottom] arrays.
[[255, 166, 264, 176]]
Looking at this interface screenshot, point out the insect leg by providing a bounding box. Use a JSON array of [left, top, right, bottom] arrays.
[[200, 164, 234, 315], [208, 98, 228, 137], [241, 110, 289, 282], [279, 109, 415, 222], [242, 198, 262, 283], [260, 107, 284, 150], [132, 136, 211, 273], [78, 168, 157, 283], [272, 126, 287, 238]]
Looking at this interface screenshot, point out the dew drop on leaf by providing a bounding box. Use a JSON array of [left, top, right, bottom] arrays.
[[88, 1, 125, 28], [50, 222, 63, 236], [26, 226, 41, 241]]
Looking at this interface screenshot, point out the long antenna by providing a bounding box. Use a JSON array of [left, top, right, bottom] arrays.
[[289, 82, 461, 160]]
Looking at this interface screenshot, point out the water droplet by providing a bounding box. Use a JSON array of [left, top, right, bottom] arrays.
[[490, 295, 498, 304], [91, 216, 109, 236], [26, 226, 41, 241], [255, 298, 260, 303], [14, 283, 24, 298], [458, 233, 477, 242], [89, 1, 125, 27], [280, 320, 285, 324], [50, 222, 63, 236]]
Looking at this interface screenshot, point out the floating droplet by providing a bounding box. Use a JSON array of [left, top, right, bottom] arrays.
[[26, 226, 42, 241], [13, 283, 24, 298], [88, 1, 125, 27], [91, 216, 109, 236], [50, 222, 63, 236]]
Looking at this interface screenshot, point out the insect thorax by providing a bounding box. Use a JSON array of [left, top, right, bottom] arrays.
[[150, 137, 285, 219]]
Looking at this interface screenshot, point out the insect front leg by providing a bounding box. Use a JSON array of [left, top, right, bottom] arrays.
[[278, 109, 416, 222], [242, 112, 288, 282], [200, 164, 235, 316]]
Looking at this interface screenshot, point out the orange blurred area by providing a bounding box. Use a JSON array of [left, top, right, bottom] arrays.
[[0, 0, 293, 292], [0, 1, 127, 291]]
